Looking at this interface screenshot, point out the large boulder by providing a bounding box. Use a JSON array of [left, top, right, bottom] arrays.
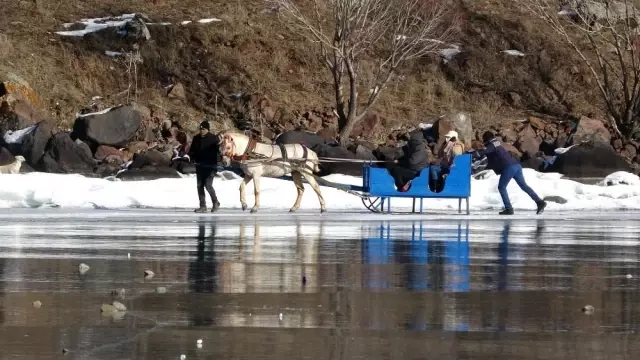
[[515, 125, 541, 157], [570, 116, 611, 145], [95, 145, 124, 162], [313, 144, 374, 176], [4, 121, 55, 166], [72, 105, 141, 148], [545, 141, 630, 178], [38, 133, 97, 174], [127, 149, 172, 170], [274, 130, 329, 149], [171, 158, 196, 174], [432, 112, 473, 148], [0, 74, 43, 134]]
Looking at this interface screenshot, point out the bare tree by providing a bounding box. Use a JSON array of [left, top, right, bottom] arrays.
[[524, 0, 640, 139], [269, 0, 457, 145]]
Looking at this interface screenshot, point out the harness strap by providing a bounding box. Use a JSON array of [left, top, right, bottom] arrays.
[[278, 143, 288, 161], [231, 138, 258, 161], [302, 145, 308, 161]]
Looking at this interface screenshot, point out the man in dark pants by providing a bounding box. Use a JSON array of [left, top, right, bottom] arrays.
[[188, 120, 221, 213], [470, 131, 547, 215], [384, 129, 430, 192]]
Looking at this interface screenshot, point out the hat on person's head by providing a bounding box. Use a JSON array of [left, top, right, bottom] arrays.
[[444, 130, 458, 139], [199, 120, 210, 130], [482, 131, 495, 143]]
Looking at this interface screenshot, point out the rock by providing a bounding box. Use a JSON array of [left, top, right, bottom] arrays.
[[144, 269, 155, 278], [128, 149, 172, 170], [432, 112, 474, 148], [515, 125, 541, 157], [500, 128, 518, 143], [167, 83, 187, 102], [312, 144, 375, 176], [545, 141, 631, 177], [355, 144, 375, 159], [127, 141, 149, 154], [555, 133, 568, 148], [502, 142, 522, 160], [622, 144, 637, 159], [95, 145, 124, 162], [571, 116, 611, 145], [527, 116, 546, 130], [316, 127, 338, 142], [0, 76, 42, 133], [116, 167, 182, 180], [171, 158, 196, 174], [16, 121, 54, 166], [374, 146, 404, 161], [38, 133, 96, 174], [275, 130, 331, 150], [72, 105, 142, 148], [32, 300, 42, 308], [78, 263, 90, 275], [0, 147, 15, 165], [612, 138, 623, 150], [351, 112, 381, 138], [156, 286, 167, 293], [93, 163, 122, 177]]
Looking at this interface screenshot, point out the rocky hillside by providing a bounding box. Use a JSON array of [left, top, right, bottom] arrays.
[[1, 0, 604, 133], [0, 0, 637, 179]]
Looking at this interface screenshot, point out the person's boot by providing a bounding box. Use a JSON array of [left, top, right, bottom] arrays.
[[536, 200, 547, 215], [211, 201, 221, 213], [499, 208, 514, 215], [194, 206, 207, 213]]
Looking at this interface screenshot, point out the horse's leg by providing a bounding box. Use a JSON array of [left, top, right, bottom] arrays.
[[239, 175, 252, 211], [250, 174, 261, 213], [300, 170, 327, 213], [290, 171, 305, 213]]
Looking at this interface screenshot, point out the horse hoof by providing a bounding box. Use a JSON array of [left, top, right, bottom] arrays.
[[250, 208, 258, 214], [289, 208, 298, 213], [320, 208, 327, 213], [241, 204, 247, 211]]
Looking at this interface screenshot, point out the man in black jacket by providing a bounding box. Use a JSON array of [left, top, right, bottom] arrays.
[[384, 129, 430, 192], [188, 120, 221, 212]]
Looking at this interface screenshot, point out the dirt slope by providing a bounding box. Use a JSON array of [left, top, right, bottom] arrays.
[[0, 0, 604, 139]]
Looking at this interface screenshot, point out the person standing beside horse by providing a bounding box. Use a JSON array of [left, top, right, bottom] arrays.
[[188, 120, 221, 213]]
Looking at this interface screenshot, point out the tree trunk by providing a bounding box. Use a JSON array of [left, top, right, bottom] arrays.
[[338, 117, 357, 146]]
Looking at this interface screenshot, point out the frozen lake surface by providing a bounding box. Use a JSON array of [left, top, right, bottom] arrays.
[[0, 209, 639, 359]]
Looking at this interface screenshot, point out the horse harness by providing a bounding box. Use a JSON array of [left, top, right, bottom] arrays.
[[224, 134, 309, 164]]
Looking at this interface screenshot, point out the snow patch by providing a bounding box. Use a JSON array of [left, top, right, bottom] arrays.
[[502, 50, 526, 57], [3, 125, 36, 144], [56, 14, 139, 37], [197, 18, 222, 23], [0, 168, 639, 211]]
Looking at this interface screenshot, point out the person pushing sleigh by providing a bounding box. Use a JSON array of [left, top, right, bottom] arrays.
[[470, 131, 547, 215]]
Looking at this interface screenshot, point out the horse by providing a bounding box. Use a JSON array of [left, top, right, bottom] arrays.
[[218, 130, 327, 213]]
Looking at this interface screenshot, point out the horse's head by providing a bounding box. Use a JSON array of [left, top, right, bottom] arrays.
[[218, 131, 249, 167]]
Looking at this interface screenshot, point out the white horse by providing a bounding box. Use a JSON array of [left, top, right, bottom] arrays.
[[218, 131, 327, 213]]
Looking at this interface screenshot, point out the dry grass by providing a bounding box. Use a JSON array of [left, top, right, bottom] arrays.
[[0, 0, 609, 140]]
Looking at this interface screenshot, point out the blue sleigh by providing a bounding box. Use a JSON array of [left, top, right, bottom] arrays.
[[362, 154, 472, 214]]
